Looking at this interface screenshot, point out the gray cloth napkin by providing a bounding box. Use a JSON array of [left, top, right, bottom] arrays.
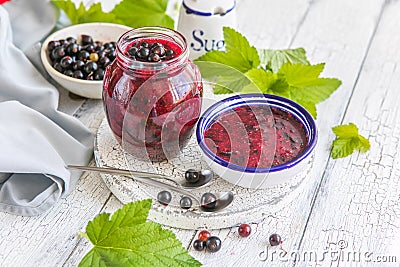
[[0, 4, 94, 216]]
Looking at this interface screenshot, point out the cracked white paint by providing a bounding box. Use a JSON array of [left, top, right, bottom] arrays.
[[1, 0, 399, 266]]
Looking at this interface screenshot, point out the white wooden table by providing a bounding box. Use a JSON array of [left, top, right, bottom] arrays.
[[1, 0, 400, 266]]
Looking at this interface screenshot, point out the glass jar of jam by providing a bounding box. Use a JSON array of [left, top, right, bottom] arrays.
[[103, 27, 203, 161]]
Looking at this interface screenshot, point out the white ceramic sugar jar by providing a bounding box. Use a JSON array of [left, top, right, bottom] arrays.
[[177, 0, 237, 60]]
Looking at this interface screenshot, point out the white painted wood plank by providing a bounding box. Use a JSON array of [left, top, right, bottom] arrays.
[[298, 1, 400, 266], [191, 0, 386, 266], [236, 0, 313, 49]]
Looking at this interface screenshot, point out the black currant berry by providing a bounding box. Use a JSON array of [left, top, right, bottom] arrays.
[[193, 239, 205, 251], [72, 70, 84, 79], [77, 50, 90, 61], [269, 234, 282, 246], [180, 196, 192, 209], [152, 45, 165, 57], [81, 34, 93, 45], [63, 69, 74, 77], [66, 36, 76, 43], [53, 62, 63, 73], [205, 236, 221, 253], [103, 42, 114, 49], [83, 61, 98, 74], [148, 53, 160, 62], [83, 44, 95, 53], [99, 56, 111, 68], [151, 42, 162, 48], [47, 40, 60, 51], [137, 47, 150, 59], [66, 43, 80, 55], [60, 56, 73, 69], [165, 49, 174, 58], [140, 41, 149, 48], [94, 41, 103, 50], [72, 60, 85, 71], [185, 169, 199, 183], [200, 192, 217, 210], [107, 49, 116, 60], [157, 190, 172, 205], [93, 68, 104, 80], [128, 47, 138, 57], [51, 46, 65, 60]]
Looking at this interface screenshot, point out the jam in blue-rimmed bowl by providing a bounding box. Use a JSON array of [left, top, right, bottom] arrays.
[[196, 94, 317, 188]]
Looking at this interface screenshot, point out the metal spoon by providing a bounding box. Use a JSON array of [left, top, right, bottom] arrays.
[[66, 165, 212, 189], [67, 165, 233, 212]]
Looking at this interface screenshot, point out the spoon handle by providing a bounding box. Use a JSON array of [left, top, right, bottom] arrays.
[[66, 165, 201, 205], [66, 164, 180, 187]]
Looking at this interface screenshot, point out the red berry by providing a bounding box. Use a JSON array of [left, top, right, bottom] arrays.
[[198, 230, 211, 242], [238, 223, 251, 237]]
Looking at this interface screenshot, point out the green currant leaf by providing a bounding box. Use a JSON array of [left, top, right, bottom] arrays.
[[79, 199, 200, 267], [112, 0, 174, 29], [51, 0, 173, 28], [331, 123, 370, 159], [258, 48, 310, 72], [278, 63, 325, 87], [223, 27, 260, 69], [332, 122, 359, 138]]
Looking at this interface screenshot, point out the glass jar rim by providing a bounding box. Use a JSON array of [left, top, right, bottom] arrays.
[[116, 26, 189, 72]]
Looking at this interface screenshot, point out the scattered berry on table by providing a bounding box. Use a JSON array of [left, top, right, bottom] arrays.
[[198, 230, 211, 242], [180, 196, 192, 209], [238, 223, 252, 237], [200, 192, 217, 210], [157, 190, 172, 206], [193, 239, 205, 251], [205, 236, 221, 253], [269, 233, 282, 246], [185, 169, 199, 183]]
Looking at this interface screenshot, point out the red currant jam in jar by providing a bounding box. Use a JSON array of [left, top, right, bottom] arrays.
[[203, 105, 308, 168], [103, 27, 203, 161]]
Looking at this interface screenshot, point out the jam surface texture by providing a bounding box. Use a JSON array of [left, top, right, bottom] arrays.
[[204, 105, 308, 168]]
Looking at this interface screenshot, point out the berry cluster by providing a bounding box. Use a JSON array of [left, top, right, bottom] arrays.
[[157, 169, 213, 210], [193, 230, 221, 253], [192, 226, 286, 255], [47, 34, 116, 81], [127, 41, 175, 62]]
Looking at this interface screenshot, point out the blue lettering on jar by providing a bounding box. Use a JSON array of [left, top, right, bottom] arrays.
[[190, 29, 225, 52]]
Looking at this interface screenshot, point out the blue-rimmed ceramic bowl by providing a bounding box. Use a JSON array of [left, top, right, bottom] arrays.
[[196, 94, 317, 188]]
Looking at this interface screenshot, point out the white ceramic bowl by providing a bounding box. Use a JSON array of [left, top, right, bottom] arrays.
[[196, 94, 318, 189], [41, 23, 131, 99]]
